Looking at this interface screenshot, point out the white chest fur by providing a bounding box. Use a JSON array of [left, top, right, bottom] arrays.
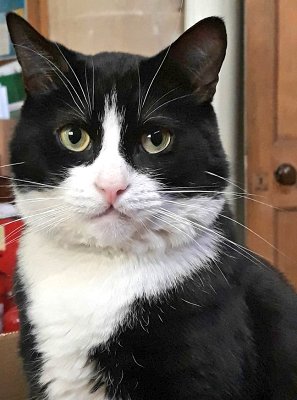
[[18, 230, 219, 400]]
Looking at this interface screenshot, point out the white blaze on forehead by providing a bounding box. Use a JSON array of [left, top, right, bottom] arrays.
[[94, 92, 129, 191], [101, 93, 123, 153]]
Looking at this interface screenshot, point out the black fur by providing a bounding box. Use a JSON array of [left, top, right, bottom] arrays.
[[7, 12, 297, 400], [7, 14, 228, 195]]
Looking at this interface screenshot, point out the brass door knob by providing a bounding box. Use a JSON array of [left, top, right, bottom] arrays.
[[274, 163, 296, 185]]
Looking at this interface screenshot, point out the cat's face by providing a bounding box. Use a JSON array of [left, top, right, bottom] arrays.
[[7, 13, 228, 252]]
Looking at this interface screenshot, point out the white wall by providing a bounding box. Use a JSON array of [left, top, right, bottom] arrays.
[[184, 0, 243, 196]]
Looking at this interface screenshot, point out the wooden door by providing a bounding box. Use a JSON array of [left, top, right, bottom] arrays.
[[27, 0, 48, 36], [245, 0, 297, 288]]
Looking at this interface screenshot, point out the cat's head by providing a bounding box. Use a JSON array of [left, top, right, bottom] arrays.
[[7, 13, 228, 253]]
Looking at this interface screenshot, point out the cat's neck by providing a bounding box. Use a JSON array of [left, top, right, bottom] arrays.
[[19, 227, 222, 295]]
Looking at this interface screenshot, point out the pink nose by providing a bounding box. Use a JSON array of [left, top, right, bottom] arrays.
[[95, 183, 128, 204]]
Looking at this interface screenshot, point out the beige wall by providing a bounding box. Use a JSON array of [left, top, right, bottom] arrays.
[[48, 0, 183, 56]]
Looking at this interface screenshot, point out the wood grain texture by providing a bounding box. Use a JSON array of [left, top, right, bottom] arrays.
[[245, 0, 276, 263], [276, 210, 297, 285], [277, 0, 297, 138], [27, 0, 48, 36], [245, 0, 297, 287]]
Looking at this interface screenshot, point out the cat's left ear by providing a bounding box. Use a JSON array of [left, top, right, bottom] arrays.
[[6, 12, 69, 94], [169, 17, 227, 102]]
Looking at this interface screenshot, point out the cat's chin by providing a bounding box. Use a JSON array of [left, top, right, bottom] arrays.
[[86, 211, 136, 248]]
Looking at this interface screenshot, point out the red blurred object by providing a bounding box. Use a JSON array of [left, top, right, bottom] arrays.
[[0, 271, 6, 307], [3, 305, 20, 333], [0, 218, 23, 331], [0, 218, 23, 278], [0, 271, 14, 313]]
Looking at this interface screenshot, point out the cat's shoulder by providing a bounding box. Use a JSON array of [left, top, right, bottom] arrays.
[[232, 251, 297, 318]]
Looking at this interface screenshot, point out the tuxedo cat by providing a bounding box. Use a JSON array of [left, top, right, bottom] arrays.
[[6, 12, 297, 400]]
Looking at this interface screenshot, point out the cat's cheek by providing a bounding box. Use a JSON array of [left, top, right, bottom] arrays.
[[14, 190, 63, 222]]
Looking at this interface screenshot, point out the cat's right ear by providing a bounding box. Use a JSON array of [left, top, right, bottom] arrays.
[[6, 13, 68, 94]]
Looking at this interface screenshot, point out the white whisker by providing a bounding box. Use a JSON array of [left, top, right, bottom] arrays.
[[61, 100, 86, 119], [206, 171, 248, 194], [159, 186, 265, 198], [137, 64, 141, 120], [0, 175, 72, 191], [141, 45, 172, 112], [92, 57, 95, 111], [144, 86, 180, 117], [55, 43, 89, 112], [161, 198, 284, 258], [143, 94, 193, 121], [159, 206, 268, 269], [13, 43, 85, 115], [181, 298, 202, 308], [159, 188, 279, 210], [6, 208, 70, 247], [0, 162, 25, 168], [143, 115, 179, 125], [1, 205, 66, 227], [13, 196, 63, 203], [150, 211, 229, 284], [5, 224, 24, 242], [84, 61, 92, 117]]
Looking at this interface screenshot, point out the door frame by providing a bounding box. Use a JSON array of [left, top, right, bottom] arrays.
[[245, 0, 276, 264]]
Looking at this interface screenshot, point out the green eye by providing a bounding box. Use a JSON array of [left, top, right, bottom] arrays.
[[59, 126, 91, 152], [141, 129, 172, 154]]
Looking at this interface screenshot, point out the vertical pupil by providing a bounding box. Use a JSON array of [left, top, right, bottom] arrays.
[[151, 131, 163, 146], [68, 128, 82, 144]]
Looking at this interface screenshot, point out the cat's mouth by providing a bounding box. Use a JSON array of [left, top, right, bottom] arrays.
[[90, 206, 122, 219]]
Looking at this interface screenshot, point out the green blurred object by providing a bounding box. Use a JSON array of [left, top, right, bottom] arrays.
[[10, 109, 22, 119], [0, 72, 25, 103]]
